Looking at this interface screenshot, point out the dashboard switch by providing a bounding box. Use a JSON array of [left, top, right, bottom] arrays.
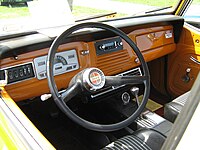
[[0, 63, 35, 84]]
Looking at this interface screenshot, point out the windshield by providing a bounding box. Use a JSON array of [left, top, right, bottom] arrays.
[[0, 0, 180, 37]]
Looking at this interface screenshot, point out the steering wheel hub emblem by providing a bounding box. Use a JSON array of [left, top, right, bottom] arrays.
[[90, 71, 102, 85], [83, 68, 105, 91]]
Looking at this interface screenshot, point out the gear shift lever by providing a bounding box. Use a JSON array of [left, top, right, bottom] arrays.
[[130, 87, 140, 107]]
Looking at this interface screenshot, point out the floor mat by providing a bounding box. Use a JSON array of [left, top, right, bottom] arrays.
[[136, 95, 163, 112], [45, 126, 85, 150], [18, 100, 87, 150]]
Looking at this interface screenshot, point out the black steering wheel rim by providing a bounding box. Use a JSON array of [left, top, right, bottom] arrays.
[[47, 22, 150, 132]]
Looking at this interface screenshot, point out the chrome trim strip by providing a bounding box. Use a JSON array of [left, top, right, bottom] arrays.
[[116, 67, 142, 76], [190, 56, 200, 65]]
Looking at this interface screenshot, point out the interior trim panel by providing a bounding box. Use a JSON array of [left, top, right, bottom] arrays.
[[168, 25, 200, 97]]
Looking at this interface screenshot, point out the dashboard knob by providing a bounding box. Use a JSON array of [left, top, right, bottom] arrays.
[[99, 45, 106, 50], [116, 41, 123, 47]]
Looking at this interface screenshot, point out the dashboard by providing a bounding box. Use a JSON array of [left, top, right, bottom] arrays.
[[0, 15, 184, 101]]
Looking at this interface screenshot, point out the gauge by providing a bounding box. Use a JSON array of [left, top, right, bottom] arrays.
[[54, 55, 68, 65], [34, 50, 79, 80]]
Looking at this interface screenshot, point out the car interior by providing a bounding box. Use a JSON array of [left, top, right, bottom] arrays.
[[0, 0, 200, 149]]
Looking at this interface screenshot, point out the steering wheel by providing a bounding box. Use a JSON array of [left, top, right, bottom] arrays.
[[47, 22, 150, 132]]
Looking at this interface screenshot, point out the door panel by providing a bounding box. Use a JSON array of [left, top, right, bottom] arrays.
[[168, 25, 200, 97]]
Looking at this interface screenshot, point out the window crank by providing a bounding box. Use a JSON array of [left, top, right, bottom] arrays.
[[182, 68, 191, 83]]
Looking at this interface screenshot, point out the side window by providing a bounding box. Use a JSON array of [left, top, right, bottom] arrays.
[[184, 0, 200, 28]]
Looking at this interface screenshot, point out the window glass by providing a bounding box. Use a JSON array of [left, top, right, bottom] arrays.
[[0, 0, 180, 37], [184, 0, 200, 28], [184, 0, 200, 19]]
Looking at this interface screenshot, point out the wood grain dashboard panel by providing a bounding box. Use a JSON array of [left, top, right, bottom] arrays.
[[0, 25, 176, 101]]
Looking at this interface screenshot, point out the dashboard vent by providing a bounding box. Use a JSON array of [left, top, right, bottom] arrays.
[[117, 67, 142, 76], [90, 67, 142, 98], [96, 50, 132, 75]]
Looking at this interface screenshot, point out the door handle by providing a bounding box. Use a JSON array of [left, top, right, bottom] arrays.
[[190, 56, 200, 65]]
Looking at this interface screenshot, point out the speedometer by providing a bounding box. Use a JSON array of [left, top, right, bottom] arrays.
[[54, 55, 68, 65]]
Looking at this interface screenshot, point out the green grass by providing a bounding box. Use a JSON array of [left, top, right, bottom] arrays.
[[1, 0, 200, 20], [0, 6, 30, 19], [193, 0, 200, 4], [113, 0, 200, 6], [72, 6, 112, 18], [0, 5, 126, 20], [72, 6, 126, 20], [112, 0, 177, 7]]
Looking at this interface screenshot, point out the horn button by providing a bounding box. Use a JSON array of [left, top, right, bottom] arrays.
[[83, 68, 105, 91]]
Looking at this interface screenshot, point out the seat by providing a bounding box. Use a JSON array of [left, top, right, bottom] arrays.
[[102, 129, 166, 150], [164, 91, 190, 123]]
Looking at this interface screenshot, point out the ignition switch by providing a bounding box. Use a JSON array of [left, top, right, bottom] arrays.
[[121, 92, 131, 105]]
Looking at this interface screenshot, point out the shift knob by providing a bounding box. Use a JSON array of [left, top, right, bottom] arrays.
[[130, 87, 139, 96], [130, 87, 140, 106]]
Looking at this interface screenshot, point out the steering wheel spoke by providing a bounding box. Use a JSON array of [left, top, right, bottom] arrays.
[[105, 75, 148, 86], [60, 82, 81, 103]]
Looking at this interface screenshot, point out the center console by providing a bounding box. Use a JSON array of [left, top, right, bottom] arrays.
[[108, 94, 173, 137], [136, 110, 173, 136]]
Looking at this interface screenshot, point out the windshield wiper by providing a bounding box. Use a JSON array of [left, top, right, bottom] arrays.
[[75, 12, 117, 22], [145, 6, 172, 14]]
